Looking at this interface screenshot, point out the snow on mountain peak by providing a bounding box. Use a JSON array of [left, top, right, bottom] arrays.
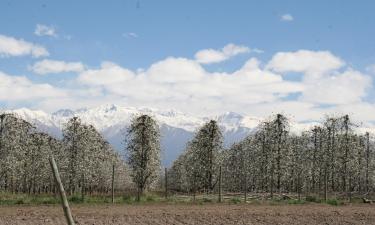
[[218, 112, 243, 122], [94, 104, 118, 113], [52, 109, 75, 117]]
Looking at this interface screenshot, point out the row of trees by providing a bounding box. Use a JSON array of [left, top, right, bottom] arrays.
[[0, 114, 130, 197], [1, 111, 374, 201], [169, 114, 375, 200]]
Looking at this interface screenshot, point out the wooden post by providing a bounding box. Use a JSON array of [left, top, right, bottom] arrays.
[[297, 172, 301, 201], [111, 164, 115, 204], [348, 175, 352, 203], [324, 169, 328, 202], [49, 156, 75, 225], [244, 172, 247, 203], [218, 166, 222, 203], [81, 173, 85, 202], [136, 188, 140, 202], [165, 167, 168, 199], [193, 177, 196, 202], [366, 132, 370, 193], [243, 159, 248, 203]]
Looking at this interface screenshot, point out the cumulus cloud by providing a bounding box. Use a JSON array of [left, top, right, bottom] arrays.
[[266, 50, 344, 75], [30, 59, 85, 75], [301, 69, 371, 105], [0, 71, 66, 101], [281, 14, 294, 21], [195, 43, 251, 64], [0, 34, 49, 58], [266, 50, 370, 105], [71, 49, 372, 120], [3, 45, 374, 124], [34, 24, 57, 37], [76, 56, 303, 115], [78, 61, 135, 85]]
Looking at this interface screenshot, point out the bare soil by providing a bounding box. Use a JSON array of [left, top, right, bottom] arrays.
[[0, 203, 374, 225]]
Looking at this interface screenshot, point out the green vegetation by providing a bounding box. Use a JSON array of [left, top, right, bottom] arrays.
[[0, 191, 369, 206], [325, 199, 342, 206], [0, 192, 59, 205], [287, 199, 305, 204], [305, 195, 320, 203], [230, 197, 241, 204]]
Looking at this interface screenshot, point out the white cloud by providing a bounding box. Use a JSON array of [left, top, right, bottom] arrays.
[[195, 43, 251, 64], [266, 50, 344, 75], [3, 46, 374, 125], [281, 14, 294, 22], [78, 62, 134, 85], [71, 49, 372, 120], [147, 57, 205, 83], [266, 50, 370, 105], [34, 24, 57, 37], [300, 69, 371, 105], [0, 34, 49, 58], [76, 56, 302, 115], [0, 71, 66, 101], [123, 32, 138, 38], [30, 59, 85, 75]]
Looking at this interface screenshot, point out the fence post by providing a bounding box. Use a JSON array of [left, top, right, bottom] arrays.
[[324, 169, 328, 202], [49, 156, 75, 225], [244, 172, 247, 203], [111, 164, 115, 204], [218, 166, 222, 203], [81, 173, 85, 202], [165, 167, 168, 199], [193, 177, 196, 202], [297, 172, 301, 201]]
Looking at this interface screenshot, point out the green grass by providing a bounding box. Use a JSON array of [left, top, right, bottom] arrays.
[[325, 199, 342, 206], [287, 199, 305, 204], [0, 192, 60, 205], [0, 192, 365, 206], [202, 197, 214, 203], [230, 197, 241, 204], [305, 195, 320, 203]]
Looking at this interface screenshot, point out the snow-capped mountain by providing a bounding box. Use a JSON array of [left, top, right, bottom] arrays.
[[7, 104, 373, 166]]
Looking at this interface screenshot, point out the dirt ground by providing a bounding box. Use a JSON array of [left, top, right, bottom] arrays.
[[0, 203, 374, 225]]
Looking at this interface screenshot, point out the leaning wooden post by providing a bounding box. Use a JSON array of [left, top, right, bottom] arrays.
[[49, 156, 75, 225], [111, 164, 115, 204], [218, 166, 222, 203], [165, 167, 168, 199]]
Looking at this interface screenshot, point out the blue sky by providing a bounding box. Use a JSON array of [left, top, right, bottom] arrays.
[[1, 0, 375, 123]]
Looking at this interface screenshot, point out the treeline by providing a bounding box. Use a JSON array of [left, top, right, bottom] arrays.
[[169, 114, 374, 200], [1, 112, 374, 201], [0, 114, 130, 196]]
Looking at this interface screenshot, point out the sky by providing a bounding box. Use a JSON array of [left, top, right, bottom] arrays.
[[1, 0, 375, 124]]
